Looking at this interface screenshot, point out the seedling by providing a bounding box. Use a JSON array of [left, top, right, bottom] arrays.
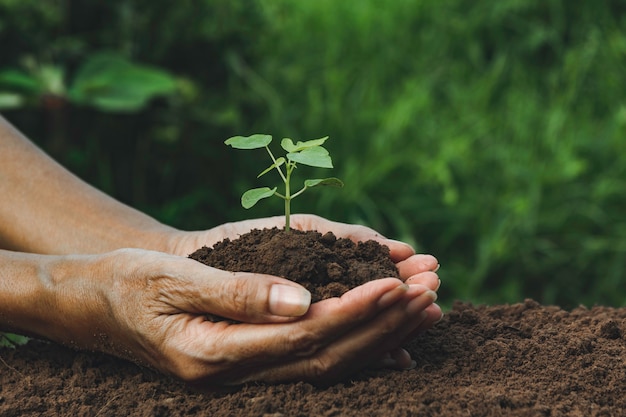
[[225, 134, 343, 231]]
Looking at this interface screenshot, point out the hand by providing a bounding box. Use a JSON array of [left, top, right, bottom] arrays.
[[47, 249, 439, 386], [161, 214, 443, 372]]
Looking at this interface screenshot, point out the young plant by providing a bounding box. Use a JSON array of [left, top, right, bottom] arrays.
[[225, 134, 343, 231]]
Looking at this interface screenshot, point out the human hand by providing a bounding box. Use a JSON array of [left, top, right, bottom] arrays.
[[160, 214, 443, 372], [45, 249, 439, 386]]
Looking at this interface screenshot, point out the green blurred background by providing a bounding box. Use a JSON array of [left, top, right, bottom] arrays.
[[1, 0, 625, 309]]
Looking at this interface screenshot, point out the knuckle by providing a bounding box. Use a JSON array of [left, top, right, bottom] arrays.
[[170, 362, 205, 384], [225, 278, 255, 313], [306, 356, 335, 380], [288, 328, 323, 357], [161, 343, 227, 384], [306, 351, 354, 383]]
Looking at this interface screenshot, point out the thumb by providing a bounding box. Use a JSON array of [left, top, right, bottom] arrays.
[[176, 261, 312, 323], [266, 281, 312, 317]]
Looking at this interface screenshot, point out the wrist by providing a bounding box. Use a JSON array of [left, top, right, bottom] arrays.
[[0, 250, 108, 348], [0, 251, 62, 339]]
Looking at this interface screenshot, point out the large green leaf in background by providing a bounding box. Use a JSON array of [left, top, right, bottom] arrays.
[[0, 92, 24, 109], [0, 69, 40, 93], [0, 65, 65, 109], [68, 53, 178, 112]]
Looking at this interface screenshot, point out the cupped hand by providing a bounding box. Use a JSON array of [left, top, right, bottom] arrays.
[[164, 214, 444, 371], [53, 249, 439, 386]]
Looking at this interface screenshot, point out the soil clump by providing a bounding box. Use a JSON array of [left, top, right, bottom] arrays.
[[188, 228, 399, 302]]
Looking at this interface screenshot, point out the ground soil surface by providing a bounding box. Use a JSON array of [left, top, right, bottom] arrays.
[[1, 229, 625, 416]]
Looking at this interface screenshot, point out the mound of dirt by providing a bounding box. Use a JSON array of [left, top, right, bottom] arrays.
[[188, 227, 399, 302]]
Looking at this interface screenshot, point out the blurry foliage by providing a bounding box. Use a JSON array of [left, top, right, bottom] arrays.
[[0, 0, 624, 308], [0, 53, 179, 111]]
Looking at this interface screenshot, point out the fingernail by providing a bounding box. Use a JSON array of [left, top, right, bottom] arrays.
[[382, 349, 415, 370], [435, 310, 445, 324], [406, 283, 430, 296], [378, 283, 409, 309], [407, 290, 438, 315], [269, 284, 311, 317], [436, 279, 441, 291], [425, 290, 438, 301], [386, 358, 417, 370], [433, 263, 441, 272]]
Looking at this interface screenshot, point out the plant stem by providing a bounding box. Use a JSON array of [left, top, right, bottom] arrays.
[[284, 163, 292, 231]]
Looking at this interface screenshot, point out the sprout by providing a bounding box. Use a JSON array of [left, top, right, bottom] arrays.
[[225, 134, 343, 231]]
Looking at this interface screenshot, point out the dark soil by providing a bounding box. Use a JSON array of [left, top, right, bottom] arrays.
[[2, 229, 625, 416], [2, 300, 626, 416], [188, 228, 399, 302]]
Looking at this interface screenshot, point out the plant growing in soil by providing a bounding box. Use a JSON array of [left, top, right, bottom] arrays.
[[225, 134, 343, 231]]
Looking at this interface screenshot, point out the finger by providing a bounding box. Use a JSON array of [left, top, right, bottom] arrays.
[[309, 286, 435, 381], [396, 254, 440, 278], [214, 278, 410, 359], [372, 303, 443, 372], [389, 348, 416, 370], [407, 302, 444, 338], [153, 256, 312, 323], [373, 348, 415, 370], [389, 303, 443, 355], [186, 301, 440, 387], [173, 278, 410, 383], [405, 271, 440, 291], [243, 286, 437, 384], [201, 272, 312, 322], [291, 214, 419, 262], [377, 239, 416, 263]]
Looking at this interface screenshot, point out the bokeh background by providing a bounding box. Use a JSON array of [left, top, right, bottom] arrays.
[[1, 0, 625, 309]]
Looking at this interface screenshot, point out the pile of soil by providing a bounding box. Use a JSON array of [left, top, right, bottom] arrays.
[[188, 228, 399, 302], [1, 229, 625, 416]]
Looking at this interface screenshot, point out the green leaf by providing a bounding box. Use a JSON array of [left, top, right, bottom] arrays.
[[68, 53, 178, 112], [0, 92, 25, 109], [257, 157, 285, 177], [304, 177, 344, 188], [225, 134, 272, 149], [281, 136, 329, 153], [0, 69, 40, 93], [0, 333, 29, 348], [38, 65, 66, 96], [287, 146, 333, 168], [241, 187, 277, 208]]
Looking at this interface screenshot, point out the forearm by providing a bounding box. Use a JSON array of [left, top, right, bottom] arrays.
[[0, 249, 121, 354], [0, 250, 51, 337], [0, 115, 177, 254], [1, 250, 79, 340]]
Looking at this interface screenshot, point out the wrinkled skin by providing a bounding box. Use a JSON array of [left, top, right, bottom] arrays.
[[4, 216, 441, 386]]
